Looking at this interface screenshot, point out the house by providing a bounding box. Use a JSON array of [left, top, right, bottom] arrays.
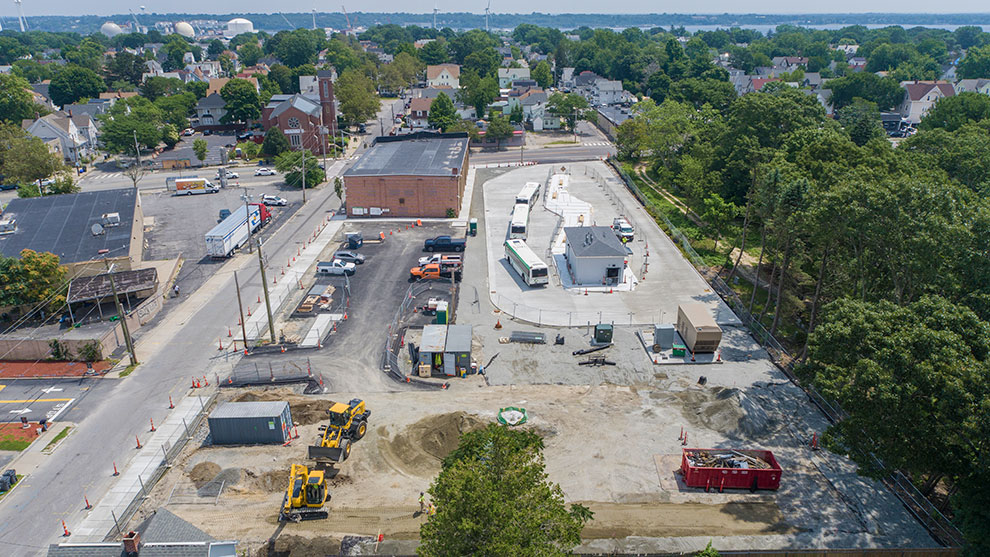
[[771, 56, 808, 70], [900, 81, 955, 124], [574, 71, 600, 89], [560, 67, 576, 89], [0, 188, 143, 278], [941, 65, 958, 82], [563, 226, 627, 286], [848, 57, 868, 72], [68, 112, 99, 150], [185, 61, 223, 79], [498, 67, 531, 88], [195, 93, 227, 125], [23, 113, 91, 163], [261, 71, 337, 151], [408, 97, 433, 128], [751, 77, 782, 92], [835, 44, 859, 56], [801, 72, 824, 89], [207, 77, 259, 97], [801, 88, 834, 116], [954, 78, 990, 95], [426, 64, 460, 89], [730, 74, 753, 95], [343, 132, 470, 218], [592, 79, 624, 105], [98, 91, 139, 108]]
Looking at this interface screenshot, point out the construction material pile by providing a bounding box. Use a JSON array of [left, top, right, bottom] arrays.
[[684, 449, 772, 470]]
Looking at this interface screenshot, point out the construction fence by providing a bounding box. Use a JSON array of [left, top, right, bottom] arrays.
[[381, 280, 453, 387], [607, 158, 965, 548]]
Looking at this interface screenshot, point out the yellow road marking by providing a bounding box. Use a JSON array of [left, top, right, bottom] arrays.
[[0, 385, 5, 392], [0, 398, 73, 403]]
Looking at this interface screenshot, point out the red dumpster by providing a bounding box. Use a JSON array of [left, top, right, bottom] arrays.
[[680, 448, 782, 491]]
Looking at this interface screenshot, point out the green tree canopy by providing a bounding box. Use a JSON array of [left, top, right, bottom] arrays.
[[837, 97, 884, 147], [98, 97, 164, 153], [419, 39, 450, 65], [419, 423, 591, 556], [274, 149, 326, 189], [335, 69, 380, 124], [0, 250, 68, 310], [192, 138, 209, 162], [427, 92, 459, 131], [546, 92, 591, 130], [220, 78, 262, 123], [920, 92, 990, 132], [532, 60, 553, 88], [0, 125, 66, 185], [958, 44, 990, 79], [827, 72, 905, 111], [262, 127, 291, 158], [484, 113, 514, 150], [49, 64, 105, 107], [238, 43, 264, 67], [0, 74, 46, 124]]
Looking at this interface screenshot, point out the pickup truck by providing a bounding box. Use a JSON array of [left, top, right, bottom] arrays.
[[317, 259, 356, 276], [410, 263, 462, 281], [423, 235, 466, 252], [418, 253, 463, 267]]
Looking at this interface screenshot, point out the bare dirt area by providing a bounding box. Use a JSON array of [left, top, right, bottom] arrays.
[[131, 379, 933, 555]]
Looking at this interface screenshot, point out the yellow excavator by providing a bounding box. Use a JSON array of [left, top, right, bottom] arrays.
[[279, 464, 329, 522], [308, 398, 371, 463]]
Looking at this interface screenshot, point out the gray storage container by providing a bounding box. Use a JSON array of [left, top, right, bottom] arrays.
[[654, 323, 675, 349], [208, 401, 292, 445], [444, 324, 473, 376]]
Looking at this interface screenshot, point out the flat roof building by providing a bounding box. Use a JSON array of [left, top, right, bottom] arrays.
[[0, 188, 143, 277], [343, 132, 469, 218]]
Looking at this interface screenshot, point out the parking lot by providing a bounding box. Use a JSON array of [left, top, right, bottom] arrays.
[[141, 183, 303, 296]]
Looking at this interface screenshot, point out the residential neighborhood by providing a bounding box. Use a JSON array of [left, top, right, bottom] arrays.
[[0, 11, 988, 557]]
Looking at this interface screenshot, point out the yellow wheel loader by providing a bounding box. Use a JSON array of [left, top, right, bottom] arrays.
[[279, 464, 329, 522], [308, 398, 371, 463]]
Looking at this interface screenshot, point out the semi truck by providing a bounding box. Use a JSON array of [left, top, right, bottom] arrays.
[[168, 177, 220, 195], [205, 203, 272, 258]]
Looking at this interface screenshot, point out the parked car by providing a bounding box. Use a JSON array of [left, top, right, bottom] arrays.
[[255, 167, 277, 176], [316, 259, 356, 276], [0, 183, 17, 191], [203, 129, 212, 136], [40, 177, 56, 186], [216, 169, 239, 180], [261, 194, 287, 206], [333, 250, 365, 264], [358, 123, 367, 133], [237, 131, 254, 140], [182, 128, 195, 136], [424, 235, 466, 252]]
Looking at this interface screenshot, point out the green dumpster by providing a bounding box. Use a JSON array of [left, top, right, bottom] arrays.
[[672, 343, 686, 357], [469, 218, 478, 236]]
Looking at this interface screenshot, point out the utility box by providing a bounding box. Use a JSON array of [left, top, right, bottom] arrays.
[[676, 303, 722, 353], [654, 323, 675, 350], [208, 401, 292, 445], [444, 324, 473, 377], [346, 232, 364, 249], [593, 323, 613, 344]]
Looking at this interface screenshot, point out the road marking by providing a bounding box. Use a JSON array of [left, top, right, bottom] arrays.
[[48, 399, 75, 422], [8, 408, 30, 414], [0, 385, 5, 392], [0, 398, 73, 403], [41, 387, 63, 393]]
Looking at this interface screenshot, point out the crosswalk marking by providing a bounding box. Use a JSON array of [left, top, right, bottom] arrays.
[[583, 141, 612, 147]]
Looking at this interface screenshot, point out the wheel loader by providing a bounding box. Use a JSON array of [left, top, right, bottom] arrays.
[[308, 398, 371, 463], [279, 464, 329, 522]]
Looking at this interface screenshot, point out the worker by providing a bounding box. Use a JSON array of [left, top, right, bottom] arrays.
[[173, 284, 180, 298], [428, 502, 437, 516], [419, 492, 426, 513]]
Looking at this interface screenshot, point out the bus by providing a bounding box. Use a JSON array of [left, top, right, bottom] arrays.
[[505, 239, 549, 286], [508, 203, 529, 239], [515, 182, 541, 209]]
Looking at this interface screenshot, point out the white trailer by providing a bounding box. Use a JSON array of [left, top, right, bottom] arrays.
[[205, 204, 262, 258]]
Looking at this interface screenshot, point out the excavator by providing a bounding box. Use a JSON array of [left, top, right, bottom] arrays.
[[279, 464, 329, 522], [308, 398, 371, 463]]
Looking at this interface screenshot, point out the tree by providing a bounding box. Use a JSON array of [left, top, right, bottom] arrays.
[[958, 44, 990, 79], [0, 250, 67, 310], [161, 123, 180, 149], [1, 130, 65, 186], [335, 69, 380, 124], [262, 127, 291, 158], [0, 74, 44, 124], [457, 70, 499, 118], [509, 103, 524, 124], [220, 78, 262, 123], [463, 47, 500, 78], [419, 39, 449, 65], [184, 81, 209, 100], [98, 97, 164, 153], [428, 92, 459, 131], [121, 159, 148, 189], [485, 113, 514, 150], [105, 51, 144, 87], [140, 76, 183, 102], [49, 65, 105, 107], [392, 52, 424, 88], [334, 176, 343, 200], [207, 39, 225, 60], [419, 424, 591, 556], [193, 138, 209, 163], [532, 60, 553, 88], [274, 29, 324, 68], [274, 149, 325, 189], [668, 78, 736, 111], [12, 59, 54, 84], [237, 43, 263, 67], [920, 92, 990, 132], [701, 193, 738, 254], [827, 72, 905, 111], [154, 92, 197, 129], [837, 97, 884, 146], [546, 92, 590, 130]]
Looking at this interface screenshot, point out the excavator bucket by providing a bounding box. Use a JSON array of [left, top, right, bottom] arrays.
[[308, 445, 345, 462]]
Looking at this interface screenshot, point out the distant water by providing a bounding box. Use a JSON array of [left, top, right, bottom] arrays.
[[665, 23, 990, 33]]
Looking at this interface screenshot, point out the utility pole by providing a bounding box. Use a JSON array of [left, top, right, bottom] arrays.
[[520, 143, 524, 165], [241, 189, 254, 254], [104, 261, 138, 365], [234, 271, 248, 350], [301, 148, 306, 204], [256, 239, 277, 344], [133, 130, 141, 169]]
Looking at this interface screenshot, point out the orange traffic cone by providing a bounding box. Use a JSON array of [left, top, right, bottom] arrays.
[[494, 319, 502, 329]]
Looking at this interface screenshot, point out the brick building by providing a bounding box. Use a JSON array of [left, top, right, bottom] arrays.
[[261, 70, 336, 151], [343, 132, 469, 218]]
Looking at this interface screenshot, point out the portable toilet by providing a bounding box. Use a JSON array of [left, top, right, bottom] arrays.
[[435, 301, 449, 324], [593, 323, 613, 344], [444, 324, 472, 376], [469, 218, 478, 236]]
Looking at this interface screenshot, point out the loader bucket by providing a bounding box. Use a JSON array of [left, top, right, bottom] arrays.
[[308, 445, 345, 462]]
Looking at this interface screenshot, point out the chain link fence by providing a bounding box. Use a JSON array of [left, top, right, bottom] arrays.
[[607, 158, 965, 548], [381, 280, 451, 386]]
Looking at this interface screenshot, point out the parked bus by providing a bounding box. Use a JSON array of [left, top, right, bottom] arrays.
[[504, 239, 549, 286], [515, 182, 541, 209], [508, 203, 529, 239]]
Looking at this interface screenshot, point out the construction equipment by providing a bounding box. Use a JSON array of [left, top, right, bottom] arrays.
[[308, 398, 370, 462], [279, 464, 330, 522]]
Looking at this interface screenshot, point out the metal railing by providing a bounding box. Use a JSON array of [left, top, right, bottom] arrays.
[[606, 157, 966, 548], [381, 280, 449, 386]]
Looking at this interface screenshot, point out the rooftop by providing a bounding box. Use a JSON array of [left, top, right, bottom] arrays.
[[564, 226, 626, 258], [211, 401, 289, 419], [0, 188, 137, 265], [66, 268, 159, 304], [344, 133, 469, 178]]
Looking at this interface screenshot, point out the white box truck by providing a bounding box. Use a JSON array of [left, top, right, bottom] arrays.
[[168, 177, 219, 195], [205, 204, 270, 258]]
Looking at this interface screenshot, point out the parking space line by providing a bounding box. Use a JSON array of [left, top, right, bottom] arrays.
[[0, 398, 73, 404]]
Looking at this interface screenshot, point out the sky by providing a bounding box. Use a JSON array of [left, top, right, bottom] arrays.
[[10, 2, 990, 17]]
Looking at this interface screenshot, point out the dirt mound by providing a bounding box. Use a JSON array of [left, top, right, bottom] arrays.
[[677, 386, 776, 439], [240, 469, 287, 493], [264, 534, 341, 557], [233, 390, 327, 425], [188, 462, 221, 488], [378, 411, 486, 476]]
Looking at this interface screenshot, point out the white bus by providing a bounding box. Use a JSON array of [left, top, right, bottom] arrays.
[[508, 203, 529, 239], [505, 239, 549, 286], [516, 182, 541, 209]]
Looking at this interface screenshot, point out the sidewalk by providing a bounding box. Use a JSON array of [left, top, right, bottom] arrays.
[[71, 394, 209, 541]]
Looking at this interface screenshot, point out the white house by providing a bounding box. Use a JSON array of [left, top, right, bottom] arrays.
[[195, 93, 227, 125], [426, 64, 460, 89], [23, 113, 91, 163], [563, 226, 627, 286], [498, 67, 531, 88], [900, 81, 955, 124], [954, 78, 990, 95], [592, 79, 624, 106]]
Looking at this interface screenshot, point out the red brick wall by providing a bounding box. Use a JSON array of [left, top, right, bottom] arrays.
[[344, 175, 461, 218]]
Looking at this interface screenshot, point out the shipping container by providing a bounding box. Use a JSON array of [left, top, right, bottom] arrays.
[[443, 324, 472, 376], [681, 448, 782, 491], [676, 303, 722, 353], [653, 323, 675, 350], [208, 401, 292, 445]]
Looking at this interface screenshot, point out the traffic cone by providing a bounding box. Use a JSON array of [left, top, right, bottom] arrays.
[[191, 377, 196, 388], [218, 337, 223, 351], [244, 348, 249, 355], [717, 352, 722, 362], [682, 432, 688, 446], [281, 345, 286, 353], [679, 426, 683, 441], [150, 418, 156, 432], [343, 312, 348, 320], [247, 307, 252, 316], [227, 327, 232, 337], [257, 295, 261, 303], [287, 258, 291, 268], [691, 351, 696, 362], [810, 433, 819, 450], [293, 426, 300, 439], [237, 316, 242, 326], [280, 268, 284, 276], [719, 477, 725, 493], [274, 274, 278, 283], [84, 495, 92, 510], [494, 319, 502, 329], [113, 461, 119, 476], [195, 378, 200, 388], [169, 396, 174, 409], [585, 288, 588, 296], [203, 375, 209, 387], [135, 435, 142, 449], [62, 520, 70, 537]]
